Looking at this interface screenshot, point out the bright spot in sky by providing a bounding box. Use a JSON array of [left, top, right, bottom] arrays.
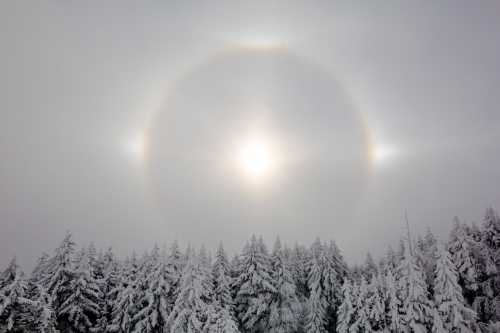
[[125, 133, 147, 163], [229, 31, 288, 51], [371, 144, 396, 164], [238, 139, 275, 181]]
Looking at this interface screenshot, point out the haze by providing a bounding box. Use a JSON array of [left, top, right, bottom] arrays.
[[1, 1, 500, 269]]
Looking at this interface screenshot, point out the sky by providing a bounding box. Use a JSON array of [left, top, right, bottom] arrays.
[[1, 1, 500, 269]]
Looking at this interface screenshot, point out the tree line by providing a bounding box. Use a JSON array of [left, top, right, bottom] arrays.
[[1, 208, 499, 332]]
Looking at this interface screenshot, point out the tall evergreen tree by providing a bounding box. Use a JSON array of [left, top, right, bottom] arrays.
[[480, 208, 500, 323], [367, 274, 385, 331], [385, 268, 403, 332], [434, 244, 476, 332], [213, 244, 234, 314], [0, 258, 34, 332], [131, 252, 172, 333], [41, 232, 77, 331], [305, 239, 327, 333], [398, 241, 432, 333], [350, 278, 371, 332], [210, 305, 240, 333], [107, 255, 139, 333], [58, 249, 102, 332], [234, 236, 275, 333], [448, 218, 479, 298], [167, 253, 213, 333], [337, 279, 355, 333], [268, 238, 300, 333]]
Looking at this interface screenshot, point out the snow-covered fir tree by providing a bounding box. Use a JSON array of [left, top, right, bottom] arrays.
[[350, 278, 371, 332], [336, 279, 355, 333], [0, 258, 31, 332], [212, 244, 234, 313], [167, 253, 213, 333], [107, 255, 139, 333], [267, 238, 300, 333], [398, 240, 433, 333], [448, 218, 479, 299], [366, 274, 385, 331], [385, 268, 403, 332], [210, 305, 240, 333], [166, 241, 184, 316], [479, 208, 500, 324], [57, 248, 102, 332], [434, 243, 476, 332], [305, 239, 327, 333], [233, 236, 275, 333], [416, 229, 438, 295]]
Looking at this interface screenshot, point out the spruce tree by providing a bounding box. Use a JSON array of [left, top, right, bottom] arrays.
[[367, 274, 385, 331], [167, 253, 212, 333], [210, 305, 240, 333], [58, 249, 102, 332], [336, 279, 355, 333], [434, 244, 476, 332], [131, 253, 172, 333], [213, 243, 233, 313], [398, 241, 432, 333], [350, 278, 371, 332], [0, 258, 33, 332], [233, 236, 275, 333], [42, 232, 76, 331], [268, 238, 300, 333], [305, 239, 326, 333], [448, 218, 478, 297], [107, 255, 139, 333], [385, 268, 403, 332]]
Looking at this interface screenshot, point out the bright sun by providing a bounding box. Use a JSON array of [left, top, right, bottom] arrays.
[[238, 139, 274, 181]]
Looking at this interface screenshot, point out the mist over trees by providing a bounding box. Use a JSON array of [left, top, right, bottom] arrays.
[[1, 208, 500, 332]]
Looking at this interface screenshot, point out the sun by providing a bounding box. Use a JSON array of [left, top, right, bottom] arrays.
[[238, 139, 274, 181], [125, 132, 147, 164]]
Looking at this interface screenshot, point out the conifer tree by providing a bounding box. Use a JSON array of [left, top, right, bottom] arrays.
[[290, 243, 309, 300], [131, 252, 172, 333], [107, 256, 139, 333], [41, 232, 77, 331], [448, 218, 478, 296], [398, 241, 432, 333], [337, 279, 355, 333], [31, 252, 50, 285], [210, 305, 240, 333], [213, 243, 234, 313], [167, 253, 213, 333], [480, 208, 500, 323], [434, 244, 476, 332], [58, 249, 102, 332], [0, 258, 33, 332], [364, 253, 378, 281], [323, 241, 343, 332], [350, 278, 371, 332], [268, 238, 300, 333], [367, 274, 385, 331], [305, 239, 327, 333], [385, 246, 399, 273], [233, 236, 275, 333], [385, 268, 403, 332], [167, 241, 184, 314], [417, 229, 438, 295]]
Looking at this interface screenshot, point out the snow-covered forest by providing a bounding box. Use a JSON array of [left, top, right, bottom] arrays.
[[1, 208, 499, 333]]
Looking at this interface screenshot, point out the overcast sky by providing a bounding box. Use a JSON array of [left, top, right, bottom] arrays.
[[1, 1, 500, 269]]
